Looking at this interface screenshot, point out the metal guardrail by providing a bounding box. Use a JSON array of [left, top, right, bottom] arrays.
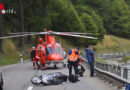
[[95, 62, 130, 79], [81, 54, 130, 89], [95, 52, 130, 59]]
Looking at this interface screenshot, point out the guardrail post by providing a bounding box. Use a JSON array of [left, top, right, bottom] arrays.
[[113, 65, 117, 74], [127, 69, 130, 80], [123, 68, 128, 79], [117, 66, 121, 77]]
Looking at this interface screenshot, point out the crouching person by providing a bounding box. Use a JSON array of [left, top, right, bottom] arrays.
[[68, 47, 80, 76]]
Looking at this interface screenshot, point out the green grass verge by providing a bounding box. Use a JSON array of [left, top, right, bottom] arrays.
[[96, 58, 107, 63], [122, 56, 130, 64], [94, 35, 130, 53], [0, 39, 30, 66]]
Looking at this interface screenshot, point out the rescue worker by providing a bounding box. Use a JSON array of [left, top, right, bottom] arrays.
[[85, 45, 95, 77], [36, 38, 46, 70], [31, 46, 39, 69], [68, 47, 80, 76], [30, 46, 35, 61]]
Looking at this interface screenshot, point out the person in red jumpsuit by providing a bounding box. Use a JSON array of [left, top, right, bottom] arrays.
[[36, 38, 46, 70]]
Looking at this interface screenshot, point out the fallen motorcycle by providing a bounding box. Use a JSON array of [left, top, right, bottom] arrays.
[[31, 72, 68, 85]]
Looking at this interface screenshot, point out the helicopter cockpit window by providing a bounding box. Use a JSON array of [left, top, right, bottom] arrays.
[[46, 47, 53, 56], [54, 47, 60, 54], [54, 47, 64, 56]]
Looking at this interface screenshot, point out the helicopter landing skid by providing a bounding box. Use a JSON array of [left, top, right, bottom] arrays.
[[46, 60, 66, 68]]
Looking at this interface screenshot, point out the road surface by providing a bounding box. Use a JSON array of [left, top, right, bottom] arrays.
[[1, 61, 117, 90]]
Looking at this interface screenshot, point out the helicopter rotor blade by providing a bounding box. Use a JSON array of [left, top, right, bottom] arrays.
[[2, 31, 97, 39], [51, 32, 98, 39], [0, 32, 47, 39], [9, 32, 43, 35], [9, 31, 92, 35], [52, 31, 92, 35]]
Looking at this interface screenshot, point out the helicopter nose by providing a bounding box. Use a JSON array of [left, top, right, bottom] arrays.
[[47, 54, 63, 61]]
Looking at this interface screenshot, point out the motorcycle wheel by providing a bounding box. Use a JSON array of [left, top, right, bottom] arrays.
[[31, 76, 42, 85]]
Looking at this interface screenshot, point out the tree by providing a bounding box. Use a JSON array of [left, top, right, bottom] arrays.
[[19, 0, 24, 51], [85, 0, 130, 38], [44, 0, 87, 45], [106, 0, 130, 38], [42, 0, 48, 17], [75, 5, 105, 41]]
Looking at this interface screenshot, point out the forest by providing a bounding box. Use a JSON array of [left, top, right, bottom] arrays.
[[0, 0, 130, 52]]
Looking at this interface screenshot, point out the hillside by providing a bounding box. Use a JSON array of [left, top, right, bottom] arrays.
[[0, 39, 30, 66], [94, 35, 130, 53], [0, 0, 130, 51], [1, 0, 130, 65]]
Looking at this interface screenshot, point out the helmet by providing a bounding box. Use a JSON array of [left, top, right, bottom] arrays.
[[39, 38, 43, 43], [32, 46, 35, 49]]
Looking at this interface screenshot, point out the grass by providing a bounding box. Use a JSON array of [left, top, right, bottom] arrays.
[[0, 39, 30, 66], [0, 39, 19, 66], [122, 56, 130, 64], [94, 35, 130, 53], [96, 58, 107, 63]]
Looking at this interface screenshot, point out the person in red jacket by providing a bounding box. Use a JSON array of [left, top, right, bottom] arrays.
[[36, 38, 46, 70]]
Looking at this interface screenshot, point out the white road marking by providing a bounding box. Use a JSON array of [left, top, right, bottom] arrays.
[[27, 86, 33, 90]]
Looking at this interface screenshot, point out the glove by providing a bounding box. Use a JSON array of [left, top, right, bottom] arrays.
[[36, 56, 40, 59]]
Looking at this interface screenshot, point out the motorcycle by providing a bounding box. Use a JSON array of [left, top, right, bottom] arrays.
[[77, 58, 85, 77], [67, 58, 85, 77], [31, 72, 68, 85]]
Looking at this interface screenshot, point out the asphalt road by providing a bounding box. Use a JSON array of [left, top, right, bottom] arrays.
[[1, 60, 117, 90]]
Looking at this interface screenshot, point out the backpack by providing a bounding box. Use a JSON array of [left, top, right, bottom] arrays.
[[69, 74, 79, 83]]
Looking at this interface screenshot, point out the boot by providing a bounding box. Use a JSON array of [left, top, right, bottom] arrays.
[[36, 62, 39, 70], [33, 62, 35, 70], [43, 63, 46, 69], [41, 64, 46, 70], [43, 65, 46, 69]]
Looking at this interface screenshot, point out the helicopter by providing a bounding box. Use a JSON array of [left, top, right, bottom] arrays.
[[0, 28, 98, 68]]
